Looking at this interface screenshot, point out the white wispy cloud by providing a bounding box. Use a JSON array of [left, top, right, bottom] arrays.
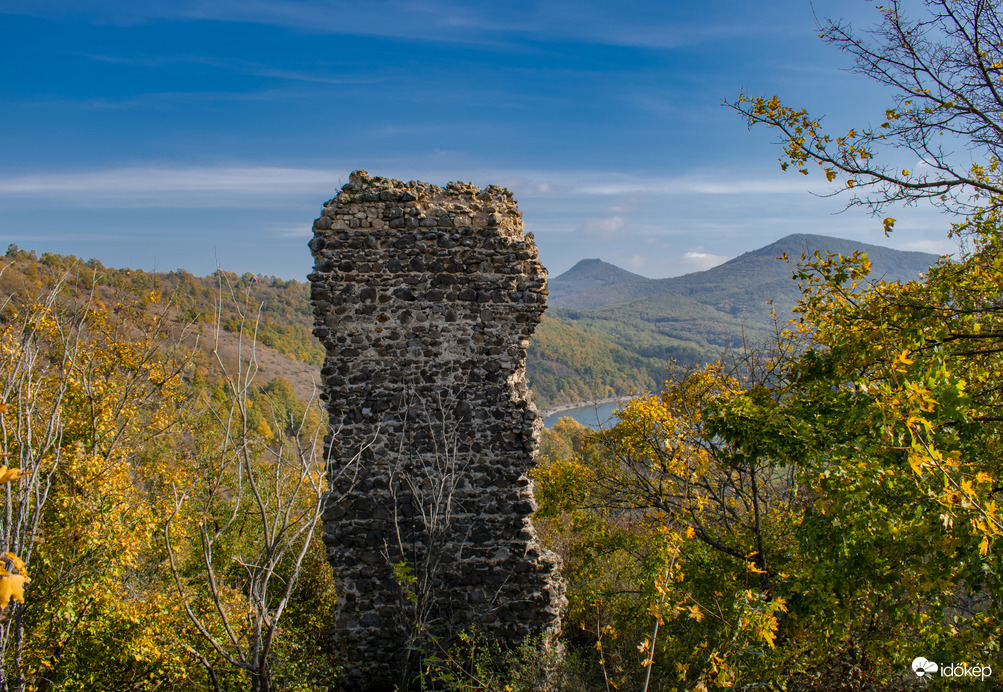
[[0, 0, 787, 50], [682, 247, 729, 270], [576, 175, 826, 196], [0, 166, 347, 206], [78, 52, 381, 85], [462, 168, 826, 201], [0, 163, 818, 205], [275, 224, 314, 238], [15, 89, 303, 111], [579, 216, 626, 236], [898, 238, 956, 255]]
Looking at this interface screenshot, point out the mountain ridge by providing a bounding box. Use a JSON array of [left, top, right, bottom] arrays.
[[549, 233, 938, 310], [528, 233, 940, 405]]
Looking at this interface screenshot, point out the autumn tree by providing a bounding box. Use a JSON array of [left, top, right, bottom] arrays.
[[731, 0, 1003, 221], [0, 266, 206, 691], [528, 6, 1003, 686], [536, 247, 1003, 688], [535, 363, 801, 690], [726, 0, 1003, 562], [721, 5, 1003, 680], [0, 256, 344, 692], [164, 276, 342, 692]]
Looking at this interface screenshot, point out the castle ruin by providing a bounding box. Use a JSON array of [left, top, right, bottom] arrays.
[[308, 171, 566, 690]]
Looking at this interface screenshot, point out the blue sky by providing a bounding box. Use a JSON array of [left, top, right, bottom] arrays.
[[0, 0, 957, 280]]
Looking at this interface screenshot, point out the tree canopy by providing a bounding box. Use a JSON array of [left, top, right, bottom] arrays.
[[528, 2, 1003, 689]]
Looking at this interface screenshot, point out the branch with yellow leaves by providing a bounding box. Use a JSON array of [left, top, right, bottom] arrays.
[[727, 0, 1003, 218]]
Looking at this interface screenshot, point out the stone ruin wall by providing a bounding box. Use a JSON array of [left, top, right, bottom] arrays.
[[308, 171, 566, 690]]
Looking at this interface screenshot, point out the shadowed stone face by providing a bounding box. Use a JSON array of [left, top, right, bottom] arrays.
[[308, 171, 566, 691]]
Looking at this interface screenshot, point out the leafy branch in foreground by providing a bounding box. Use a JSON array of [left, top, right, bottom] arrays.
[[729, 0, 1003, 218], [536, 238, 1003, 688]]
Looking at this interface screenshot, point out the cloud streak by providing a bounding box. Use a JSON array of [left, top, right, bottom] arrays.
[[0, 0, 786, 50], [574, 175, 827, 196], [0, 163, 823, 199], [682, 247, 729, 270], [0, 166, 347, 206], [579, 216, 626, 235], [78, 51, 383, 85], [0, 162, 834, 215]]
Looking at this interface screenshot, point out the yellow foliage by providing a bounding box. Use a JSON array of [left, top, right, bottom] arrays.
[[0, 466, 25, 484], [0, 572, 27, 610], [0, 553, 29, 610]]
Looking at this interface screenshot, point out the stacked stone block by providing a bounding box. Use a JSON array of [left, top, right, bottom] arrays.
[[308, 171, 566, 690]]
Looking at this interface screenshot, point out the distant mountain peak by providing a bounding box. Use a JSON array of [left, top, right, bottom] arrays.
[[554, 258, 648, 284]]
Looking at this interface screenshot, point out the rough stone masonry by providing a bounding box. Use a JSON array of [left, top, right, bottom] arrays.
[[308, 171, 566, 690]]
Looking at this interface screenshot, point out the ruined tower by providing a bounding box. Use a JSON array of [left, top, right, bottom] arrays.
[[308, 171, 566, 690]]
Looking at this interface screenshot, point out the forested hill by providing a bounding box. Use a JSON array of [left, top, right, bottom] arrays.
[[527, 234, 939, 406], [2, 236, 939, 410], [0, 249, 325, 400]]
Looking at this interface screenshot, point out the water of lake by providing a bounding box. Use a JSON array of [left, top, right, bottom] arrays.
[[542, 401, 620, 429]]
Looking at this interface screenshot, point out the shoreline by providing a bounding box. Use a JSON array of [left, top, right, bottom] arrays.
[[538, 395, 642, 420]]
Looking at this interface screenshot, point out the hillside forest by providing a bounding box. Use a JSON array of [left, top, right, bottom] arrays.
[[1, 1, 1003, 691]]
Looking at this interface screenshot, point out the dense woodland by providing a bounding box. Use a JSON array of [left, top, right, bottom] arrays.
[[0, 250, 337, 691], [2, 234, 998, 691], [1, 1, 1003, 690], [0, 249, 672, 411]]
